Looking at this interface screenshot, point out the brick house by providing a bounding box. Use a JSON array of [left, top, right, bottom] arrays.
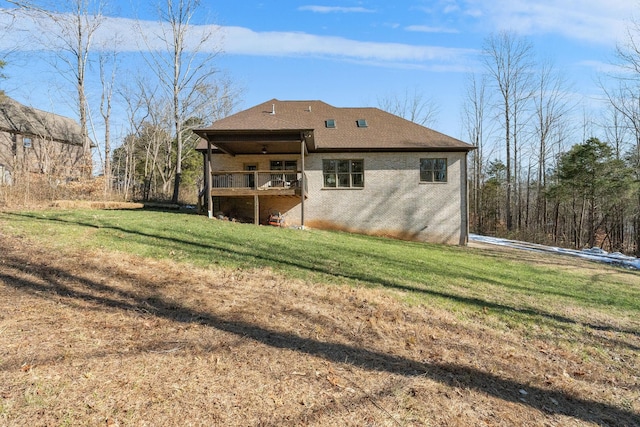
[[194, 99, 475, 245], [0, 96, 88, 184]]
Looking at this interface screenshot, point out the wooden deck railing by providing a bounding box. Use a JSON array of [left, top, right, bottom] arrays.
[[210, 170, 307, 192]]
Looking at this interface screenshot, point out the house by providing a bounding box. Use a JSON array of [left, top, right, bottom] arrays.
[[194, 99, 475, 245], [0, 96, 88, 184]]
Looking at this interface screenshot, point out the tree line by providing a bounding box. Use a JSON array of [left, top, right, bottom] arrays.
[[2, 0, 242, 203], [465, 31, 640, 256]]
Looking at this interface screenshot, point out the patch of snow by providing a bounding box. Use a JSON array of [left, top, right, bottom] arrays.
[[469, 234, 640, 271]]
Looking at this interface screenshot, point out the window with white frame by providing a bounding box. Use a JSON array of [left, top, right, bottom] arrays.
[[420, 158, 447, 182], [323, 159, 364, 188]]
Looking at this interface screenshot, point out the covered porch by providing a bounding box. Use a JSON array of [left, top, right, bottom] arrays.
[[195, 129, 314, 226]]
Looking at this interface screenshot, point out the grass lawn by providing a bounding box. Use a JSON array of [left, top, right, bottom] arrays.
[[0, 207, 638, 426]]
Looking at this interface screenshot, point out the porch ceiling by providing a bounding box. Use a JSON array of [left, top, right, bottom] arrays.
[[195, 129, 314, 156]]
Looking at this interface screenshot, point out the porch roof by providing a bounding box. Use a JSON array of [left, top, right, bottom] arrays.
[[193, 129, 312, 156]]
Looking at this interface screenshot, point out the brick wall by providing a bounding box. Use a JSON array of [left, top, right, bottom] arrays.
[[208, 151, 469, 245], [300, 152, 467, 244]]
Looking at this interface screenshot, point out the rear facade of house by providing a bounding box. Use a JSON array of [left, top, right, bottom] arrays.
[[195, 99, 474, 245]]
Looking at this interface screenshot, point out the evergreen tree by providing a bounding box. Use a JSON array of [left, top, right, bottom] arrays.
[[550, 138, 632, 248], [481, 160, 507, 234]]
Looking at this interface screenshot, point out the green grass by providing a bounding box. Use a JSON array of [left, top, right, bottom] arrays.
[[1, 208, 639, 335]]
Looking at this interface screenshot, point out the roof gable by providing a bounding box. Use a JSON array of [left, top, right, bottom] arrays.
[[195, 99, 473, 152]]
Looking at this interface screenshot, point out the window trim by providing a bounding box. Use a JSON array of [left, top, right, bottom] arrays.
[[322, 159, 364, 189], [419, 158, 448, 183]]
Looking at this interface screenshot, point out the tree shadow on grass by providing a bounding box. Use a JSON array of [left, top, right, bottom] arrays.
[[0, 247, 638, 426], [4, 210, 640, 349]]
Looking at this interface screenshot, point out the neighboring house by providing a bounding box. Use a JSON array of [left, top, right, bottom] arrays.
[[0, 96, 88, 184], [194, 99, 475, 245]]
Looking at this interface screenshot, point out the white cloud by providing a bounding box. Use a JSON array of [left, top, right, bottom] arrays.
[[0, 12, 223, 54], [0, 11, 475, 70], [442, 4, 461, 14], [463, 0, 635, 46], [223, 25, 475, 63], [579, 59, 626, 75], [405, 25, 459, 34], [298, 5, 375, 14]]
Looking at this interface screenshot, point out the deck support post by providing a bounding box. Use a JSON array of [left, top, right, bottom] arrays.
[[206, 139, 213, 218], [300, 138, 305, 229], [254, 194, 260, 225]]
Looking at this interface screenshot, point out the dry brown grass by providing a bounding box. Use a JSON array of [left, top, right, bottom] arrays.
[[0, 174, 194, 212], [1, 232, 638, 426], [0, 173, 111, 209], [48, 200, 144, 210]]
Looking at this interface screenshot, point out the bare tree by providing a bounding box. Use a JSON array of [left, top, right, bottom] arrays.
[[138, 0, 222, 204], [206, 73, 243, 122], [140, 93, 173, 199], [482, 31, 535, 231], [532, 59, 573, 232], [602, 15, 640, 255], [7, 0, 105, 178], [602, 105, 629, 159], [0, 9, 24, 98], [0, 59, 6, 99], [99, 50, 117, 194], [462, 73, 488, 232], [377, 87, 440, 127], [115, 79, 151, 200]]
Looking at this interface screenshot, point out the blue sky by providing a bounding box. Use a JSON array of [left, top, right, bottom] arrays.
[[0, 0, 635, 144]]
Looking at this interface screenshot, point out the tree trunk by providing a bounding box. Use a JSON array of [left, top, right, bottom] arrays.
[[505, 103, 512, 231]]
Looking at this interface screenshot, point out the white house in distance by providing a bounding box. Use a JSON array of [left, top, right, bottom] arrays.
[[194, 99, 475, 245]]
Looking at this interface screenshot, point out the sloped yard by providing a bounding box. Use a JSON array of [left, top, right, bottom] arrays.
[[0, 209, 638, 426]]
